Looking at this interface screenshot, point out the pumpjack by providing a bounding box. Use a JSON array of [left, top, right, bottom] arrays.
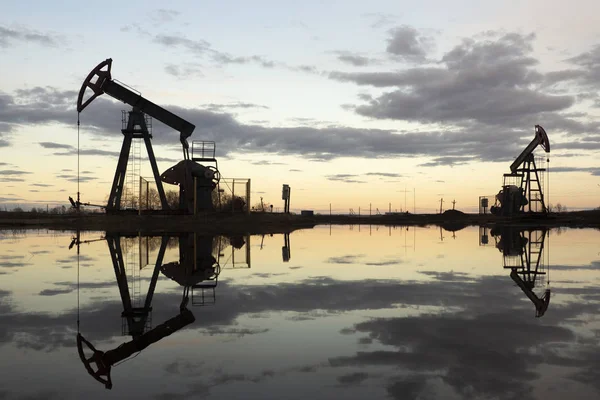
[[491, 227, 550, 317], [76, 59, 220, 214], [491, 125, 550, 216], [75, 233, 221, 389]]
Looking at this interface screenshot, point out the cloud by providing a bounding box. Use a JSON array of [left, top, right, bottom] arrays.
[[0, 177, 25, 183], [336, 372, 370, 386], [0, 80, 579, 165], [0, 169, 31, 175], [326, 255, 365, 264], [164, 63, 204, 79], [204, 102, 270, 112], [329, 30, 600, 149], [386, 25, 433, 61], [550, 166, 600, 176], [154, 34, 277, 68], [39, 142, 72, 149], [363, 13, 399, 29], [333, 51, 377, 67], [365, 259, 403, 266], [325, 174, 367, 183], [251, 160, 286, 166], [151, 8, 181, 23], [364, 172, 403, 178], [31, 183, 53, 187], [0, 25, 62, 48], [419, 156, 477, 167]]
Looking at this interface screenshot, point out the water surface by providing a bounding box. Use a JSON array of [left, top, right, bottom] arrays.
[[0, 225, 599, 399]]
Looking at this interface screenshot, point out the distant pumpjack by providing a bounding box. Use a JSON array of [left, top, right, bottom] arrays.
[[491, 125, 550, 217]]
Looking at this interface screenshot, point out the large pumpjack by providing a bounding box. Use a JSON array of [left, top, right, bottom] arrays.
[[76, 59, 220, 214], [491, 125, 550, 217]]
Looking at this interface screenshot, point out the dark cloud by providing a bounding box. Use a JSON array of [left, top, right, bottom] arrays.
[[386, 25, 433, 61], [31, 183, 53, 187], [330, 31, 600, 152], [289, 169, 302, 172], [39, 142, 71, 149], [38, 288, 74, 296], [0, 25, 62, 48]]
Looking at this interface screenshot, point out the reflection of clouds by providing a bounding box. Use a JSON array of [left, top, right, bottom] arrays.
[[55, 254, 96, 264], [365, 259, 403, 266], [1, 266, 600, 398], [329, 312, 574, 398], [418, 270, 474, 282], [336, 371, 370, 386], [0, 261, 29, 268], [326, 255, 365, 264]]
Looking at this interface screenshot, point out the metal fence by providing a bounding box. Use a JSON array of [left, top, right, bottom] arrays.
[[214, 178, 251, 214]]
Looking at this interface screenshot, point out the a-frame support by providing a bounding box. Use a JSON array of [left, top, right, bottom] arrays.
[[106, 234, 169, 337], [518, 154, 547, 213], [106, 109, 169, 212]]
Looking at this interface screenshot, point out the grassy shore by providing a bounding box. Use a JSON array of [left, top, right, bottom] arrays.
[[2, 209, 600, 234]]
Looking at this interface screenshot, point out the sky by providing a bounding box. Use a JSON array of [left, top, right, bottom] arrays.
[[1, 0, 600, 213]]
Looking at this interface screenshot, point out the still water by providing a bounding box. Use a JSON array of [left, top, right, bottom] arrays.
[[0, 225, 599, 400]]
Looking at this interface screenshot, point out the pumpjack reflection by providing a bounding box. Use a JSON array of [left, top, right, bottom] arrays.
[[72, 232, 249, 389], [482, 226, 550, 317]]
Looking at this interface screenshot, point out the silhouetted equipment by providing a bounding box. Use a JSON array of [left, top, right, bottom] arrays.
[[282, 233, 291, 262], [491, 227, 550, 317], [77, 59, 198, 212], [160, 158, 220, 214], [491, 125, 550, 216], [76, 232, 226, 389], [282, 184, 291, 214], [69, 196, 106, 211], [161, 233, 220, 306]]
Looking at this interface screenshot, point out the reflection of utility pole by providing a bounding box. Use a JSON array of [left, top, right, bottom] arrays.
[[452, 199, 456, 210], [439, 198, 444, 214]]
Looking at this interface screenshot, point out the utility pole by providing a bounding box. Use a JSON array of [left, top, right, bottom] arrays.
[[439, 198, 444, 214], [452, 199, 456, 210]]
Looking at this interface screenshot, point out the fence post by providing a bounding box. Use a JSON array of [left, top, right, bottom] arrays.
[[246, 179, 251, 214]]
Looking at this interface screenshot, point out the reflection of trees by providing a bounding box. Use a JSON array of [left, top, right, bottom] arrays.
[[120, 236, 178, 254]]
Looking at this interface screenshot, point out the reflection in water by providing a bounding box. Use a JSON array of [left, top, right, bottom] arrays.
[[72, 232, 245, 389], [282, 233, 291, 262], [485, 226, 551, 317]]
